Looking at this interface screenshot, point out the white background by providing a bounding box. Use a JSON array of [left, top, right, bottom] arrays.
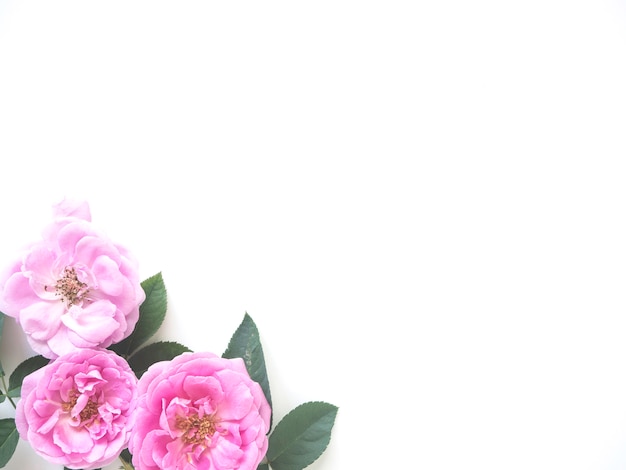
[[1, 1, 626, 469]]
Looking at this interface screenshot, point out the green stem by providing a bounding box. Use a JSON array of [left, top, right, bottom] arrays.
[[0, 374, 15, 408]]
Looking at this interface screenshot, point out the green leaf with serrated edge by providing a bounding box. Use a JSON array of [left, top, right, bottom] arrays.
[[0, 418, 19, 468], [110, 273, 167, 357], [7, 355, 49, 397], [128, 341, 192, 378], [222, 313, 272, 428], [266, 401, 338, 470]]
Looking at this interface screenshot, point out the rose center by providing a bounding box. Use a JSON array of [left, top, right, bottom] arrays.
[[53, 267, 89, 306], [62, 389, 99, 422], [176, 413, 219, 445]]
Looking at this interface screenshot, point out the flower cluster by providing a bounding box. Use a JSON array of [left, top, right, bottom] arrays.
[[0, 200, 336, 470]]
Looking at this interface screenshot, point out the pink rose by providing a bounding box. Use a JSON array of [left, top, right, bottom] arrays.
[[0, 199, 145, 358], [129, 352, 271, 470], [15, 348, 139, 470]]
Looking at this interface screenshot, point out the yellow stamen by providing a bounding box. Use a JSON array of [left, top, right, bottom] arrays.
[[176, 413, 219, 445], [62, 389, 99, 422], [54, 267, 88, 305]]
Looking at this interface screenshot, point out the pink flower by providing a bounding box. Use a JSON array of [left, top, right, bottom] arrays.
[[0, 199, 145, 358], [129, 352, 271, 470], [15, 348, 139, 470]]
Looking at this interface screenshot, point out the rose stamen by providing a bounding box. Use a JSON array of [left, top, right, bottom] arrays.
[[176, 413, 219, 445], [54, 267, 89, 305], [79, 399, 99, 421], [62, 389, 99, 422], [62, 389, 78, 412]]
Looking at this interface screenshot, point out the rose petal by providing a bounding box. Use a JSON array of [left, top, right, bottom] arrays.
[[61, 302, 120, 346], [20, 301, 64, 340], [91, 255, 124, 296], [53, 417, 94, 454]]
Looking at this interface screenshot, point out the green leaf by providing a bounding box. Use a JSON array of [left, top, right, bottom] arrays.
[[128, 341, 192, 378], [7, 355, 49, 398], [110, 273, 167, 357], [223, 313, 272, 427], [257, 464, 269, 470], [119, 448, 134, 470], [0, 418, 19, 467], [266, 401, 338, 470]]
